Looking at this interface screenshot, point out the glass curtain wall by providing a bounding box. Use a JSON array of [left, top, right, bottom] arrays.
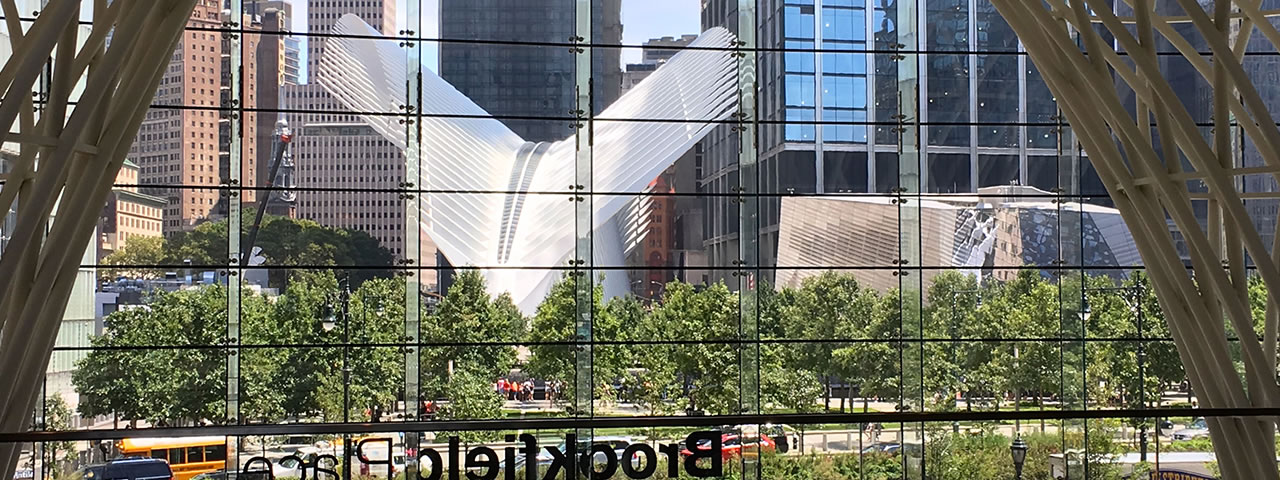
[[2, 0, 1274, 479]]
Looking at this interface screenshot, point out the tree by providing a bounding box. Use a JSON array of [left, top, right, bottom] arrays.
[[438, 369, 504, 443], [786, 272, 875, 411], [627, 297, 681, 416], [74, 285, 237, 425], [161, 210, 394, 287], [921, 271, 981, 409], [832, 289, 900, 412], [524, 274, 590, 405], [342, 278, 405, 420], [763, 363, 822, 435], [1007, 275, 1064, 409], [648, 281, 739, 414], [42, 394, 75, 467], [269, 272, 337, 419], [420, 270, 519, 403], [99, 236, 166, 282], [525, 274, 639, 408], [239, 282, 285, 422]]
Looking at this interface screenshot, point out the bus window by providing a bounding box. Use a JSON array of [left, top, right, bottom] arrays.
[[150, 450, 165, 460], [186, 447, 203, 463], [203, 445, 226, 462], [168, 448, 184, 465]]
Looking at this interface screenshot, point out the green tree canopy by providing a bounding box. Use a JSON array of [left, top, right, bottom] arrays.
[[647, 281, 739, 414], [99, 236, 166, 281], [420, 270, 521, 400]]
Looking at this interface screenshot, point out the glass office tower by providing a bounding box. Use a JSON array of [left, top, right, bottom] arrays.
[[700, 0, 1104, 279]]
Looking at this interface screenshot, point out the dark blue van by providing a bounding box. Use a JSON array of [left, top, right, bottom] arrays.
[[81, 458, 173, 480]]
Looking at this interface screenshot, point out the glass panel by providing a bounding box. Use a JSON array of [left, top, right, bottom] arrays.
[[7, 2, 1249, 480]]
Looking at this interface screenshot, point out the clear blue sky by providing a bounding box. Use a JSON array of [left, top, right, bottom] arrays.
[[291, 0, 701, 81]]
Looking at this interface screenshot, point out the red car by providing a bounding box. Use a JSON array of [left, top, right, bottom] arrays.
[[680, 433, 776, 461]]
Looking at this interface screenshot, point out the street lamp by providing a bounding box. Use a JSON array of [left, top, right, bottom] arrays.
[[1010, 436, 1028, 480]]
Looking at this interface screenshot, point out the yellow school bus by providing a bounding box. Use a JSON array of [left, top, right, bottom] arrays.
[[118, 437, 227, 480]]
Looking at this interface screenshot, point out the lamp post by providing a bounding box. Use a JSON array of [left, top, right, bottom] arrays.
[[1010, 436, 1028, 480]]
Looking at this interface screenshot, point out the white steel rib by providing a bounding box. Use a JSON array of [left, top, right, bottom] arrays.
[[320, 14, 737, 310]]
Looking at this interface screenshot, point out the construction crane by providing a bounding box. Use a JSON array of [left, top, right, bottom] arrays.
[[242, 119, 296, 261]]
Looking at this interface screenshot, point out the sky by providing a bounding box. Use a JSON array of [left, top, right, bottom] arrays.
[[290, 0, 702, 80]]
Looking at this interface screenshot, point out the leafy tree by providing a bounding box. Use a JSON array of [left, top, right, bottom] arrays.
[[161, 210, 394, 287], [329, 278, 405, 420], [1010, 276, 1065, 409], [164, 219, 228, 266], [1083, 272, 1181, 417], [756, 279, 794, 339], [647, 281, 739, 414], [786, 272, 875, 411], [597, 294, 643, 406], [921, 271, 981, 408], [420, 270, 519, 402], [267, 272, 338, 419], [437, 369, 504, 442], [42, 393, 75, 466], [74, 285, 236, 425], [99, 236, 166, 282], [524, 274, 597, 406], [833, 288, 900, 411], [627, 299, 681, 416], [762, 366, 823, 414], [239, 284, 284, 422], [1131, 272, 1183, 393]]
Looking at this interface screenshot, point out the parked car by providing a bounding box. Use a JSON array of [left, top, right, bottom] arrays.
[[681, 433, 775, 461], [273, 436, 316, 455], [1173, 417, 1210, 441], [79, 458, 173, 480]]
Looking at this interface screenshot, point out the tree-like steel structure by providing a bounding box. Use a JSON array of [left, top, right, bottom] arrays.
[[988, 1, 1280, 478], [0, 2, 198, 478]]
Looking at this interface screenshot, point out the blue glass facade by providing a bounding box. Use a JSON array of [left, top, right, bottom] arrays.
[[770, 0, 1065, 197], [782, 0, 868, 144], [700, 0, 1080, 279]]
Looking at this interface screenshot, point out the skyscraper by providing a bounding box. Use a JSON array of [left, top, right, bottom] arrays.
[[245, 1, 301, 85], [697, 0, 1080, 282], [438, 0, 623, 142], [284, 0, 434, 280], [622, 35, 697, 94], [129, 0, 263, 233]]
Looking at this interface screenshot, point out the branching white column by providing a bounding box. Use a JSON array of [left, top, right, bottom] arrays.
[[0, 2, 197, 479], [987, 1, 1280, 478]]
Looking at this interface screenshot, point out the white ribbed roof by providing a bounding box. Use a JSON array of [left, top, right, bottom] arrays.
[[321, 14, 737, 311]]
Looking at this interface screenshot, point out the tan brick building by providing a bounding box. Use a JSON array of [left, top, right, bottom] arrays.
[[129, 0, 263, 234], [99, 161, 166, 259]]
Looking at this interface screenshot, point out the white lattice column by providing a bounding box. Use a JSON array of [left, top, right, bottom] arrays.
[[0, 2, 197, 479], [988, 1, 1280, 477]]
